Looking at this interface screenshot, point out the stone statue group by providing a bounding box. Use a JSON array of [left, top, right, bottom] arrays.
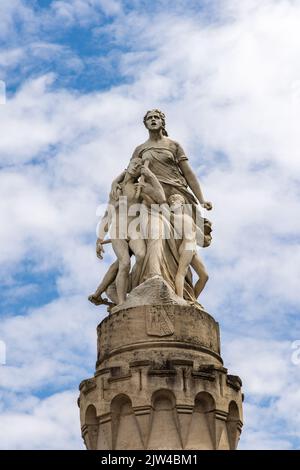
[[89, 110, 212, 309]]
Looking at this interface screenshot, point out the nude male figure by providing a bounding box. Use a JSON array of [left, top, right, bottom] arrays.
[[89, 160, 166, 306], [169, 194, 209, 299]]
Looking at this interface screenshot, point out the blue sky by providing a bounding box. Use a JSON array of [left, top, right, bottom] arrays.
[[0, 0, 300, 449]]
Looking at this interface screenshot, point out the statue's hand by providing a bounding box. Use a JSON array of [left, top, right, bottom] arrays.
[[135, 182, 145, 191], [96, 238, 105, 259], [141, 165, 151, 177], [202, 201, 213, 211], [110, 182, 121, 200]]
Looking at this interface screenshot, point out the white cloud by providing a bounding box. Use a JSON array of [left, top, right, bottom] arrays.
[[52, 0, 122, 23], [223, 337, 297, 396], [223, 336, 300, 449], [0, 1, 37, 41], [0, 295, 101, 392], [0, 391, 84, 450], [239, 402, 294, 450]]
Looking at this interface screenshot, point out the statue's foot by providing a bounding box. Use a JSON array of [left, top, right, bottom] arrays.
[[88, 293, 106, 306], [188, 299, 205, 310], [88, 294, 101, 305], [88, 293, 115, 307]]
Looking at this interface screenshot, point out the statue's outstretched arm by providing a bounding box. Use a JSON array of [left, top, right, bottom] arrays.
[[96, 195, 119, 256], [96, 208, 112, 259], [96, 169, 126, 259], [110, 169, 126, 201], [179, 160, 212, 210]]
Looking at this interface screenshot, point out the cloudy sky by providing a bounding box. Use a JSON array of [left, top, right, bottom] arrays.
[[0, 0, 299, 450]]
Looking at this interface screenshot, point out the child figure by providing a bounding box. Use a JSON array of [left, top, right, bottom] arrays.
[[168, 194, 209, 299]]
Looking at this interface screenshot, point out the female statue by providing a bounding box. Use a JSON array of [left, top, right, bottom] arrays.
[[105, 109, 213, 304]]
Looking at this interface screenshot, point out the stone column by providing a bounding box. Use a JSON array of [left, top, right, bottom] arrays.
[[79, 276, 243, 450]]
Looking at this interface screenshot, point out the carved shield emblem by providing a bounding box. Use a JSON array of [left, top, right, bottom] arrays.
[[146, 306, 175, 337]]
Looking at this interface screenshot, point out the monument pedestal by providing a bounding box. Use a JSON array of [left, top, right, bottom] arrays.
[[79, 277, 243, 450]]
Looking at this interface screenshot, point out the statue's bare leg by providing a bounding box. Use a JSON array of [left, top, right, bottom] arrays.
[[191, 254, 209, 298], [175, 242, 195, 298], [88, 260, 119, 305], [129, 239, 146, 289], [112, 239, 131, 304]]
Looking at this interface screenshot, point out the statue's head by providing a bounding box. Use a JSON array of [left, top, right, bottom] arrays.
[[143, 109, 168, 136], [168, 193, 185, 209], [127, 157, 142, 177]]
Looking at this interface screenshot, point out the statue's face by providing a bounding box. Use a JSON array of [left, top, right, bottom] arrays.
[[127, 159, 142, 177], [145, 111, 163, 131]]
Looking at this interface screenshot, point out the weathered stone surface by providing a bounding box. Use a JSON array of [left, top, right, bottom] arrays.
[[97, 302, 221, 370], [79, 351, 243, 449], [111, 275, 188, 313], [79, 294, 243, 450]]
